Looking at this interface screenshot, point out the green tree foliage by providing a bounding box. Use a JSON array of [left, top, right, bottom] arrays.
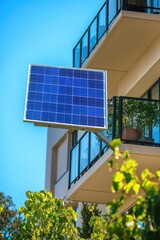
[[12, 190, 77, 240], [78, 203, 101, 239], [1, 139, 160, 240], [89, 139, 160, 240], [0, 192, 20, 239]]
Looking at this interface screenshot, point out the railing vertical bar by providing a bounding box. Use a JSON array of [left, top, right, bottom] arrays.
[[96, 14, 99, 46], [159, 78, 160, 100], [78, 141, 80, 179], [112, 96, 117, 139], [100, 138, 102, 157], [106, 0, 109, 31], [80, 39, 82, 68], [73, 48, 75, 67], [68, 150, 72, 189], [88, 28, 90, 58], [88, 132, 91, 168], [118, 96, 123, 139]]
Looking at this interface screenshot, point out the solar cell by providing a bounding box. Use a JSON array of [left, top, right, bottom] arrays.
[[24, 65, 107, 131]]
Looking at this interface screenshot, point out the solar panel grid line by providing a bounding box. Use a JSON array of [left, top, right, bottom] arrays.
[[24, 65, 107, 131]]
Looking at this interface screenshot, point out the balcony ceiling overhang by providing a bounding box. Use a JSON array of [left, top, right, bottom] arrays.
[[67, 144, 160, 213], [83, 11, 160, 98]]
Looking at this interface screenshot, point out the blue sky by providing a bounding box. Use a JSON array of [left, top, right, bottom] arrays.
[[0, 0, 104, 207]]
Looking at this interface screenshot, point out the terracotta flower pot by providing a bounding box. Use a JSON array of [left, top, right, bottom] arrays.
[[122, 128, 141, 141]]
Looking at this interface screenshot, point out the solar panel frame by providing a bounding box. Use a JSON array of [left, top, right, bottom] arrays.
[[24, 64, 108, 132]]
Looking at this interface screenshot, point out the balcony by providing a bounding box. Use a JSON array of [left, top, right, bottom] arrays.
[[73, 1, 160, 98], [67, 97, 160, 205], [73, 0, 160, 68]]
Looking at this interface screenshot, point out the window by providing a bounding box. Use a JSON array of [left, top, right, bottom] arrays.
[[151, 81, 160, 100]]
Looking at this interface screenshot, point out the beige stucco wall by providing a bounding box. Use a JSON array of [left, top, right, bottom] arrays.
[[117, 35, 160, 97], [45, 128, 68, 192]]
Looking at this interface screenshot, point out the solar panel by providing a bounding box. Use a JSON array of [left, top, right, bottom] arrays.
[[24, 65, 107, 131]]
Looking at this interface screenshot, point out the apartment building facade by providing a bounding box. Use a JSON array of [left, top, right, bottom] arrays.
[[45, 0, 160, 216]]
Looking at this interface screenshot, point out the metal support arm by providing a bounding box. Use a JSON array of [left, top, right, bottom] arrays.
[[93, 131, 114, 151]]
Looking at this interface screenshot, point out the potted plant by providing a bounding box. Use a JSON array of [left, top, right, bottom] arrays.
[[122, 97, 160, 142], [122, 98, 141, 141]]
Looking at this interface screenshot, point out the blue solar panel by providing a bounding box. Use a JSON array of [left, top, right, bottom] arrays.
[[24, 65, 107, 131]]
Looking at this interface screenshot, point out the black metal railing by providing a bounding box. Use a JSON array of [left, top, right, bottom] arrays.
[[112, 96, 160, 145], [73, 0, 160, 68], [68, 96, 160, 188], [68, 131, 111, 188]]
